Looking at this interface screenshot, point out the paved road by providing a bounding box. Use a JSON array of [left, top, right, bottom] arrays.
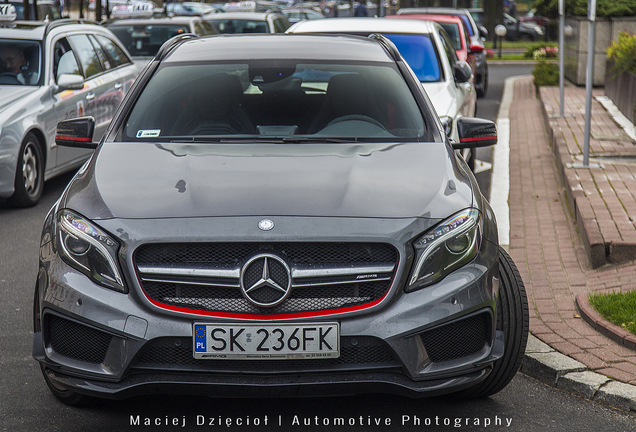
[[474, 63, 535, 200], [2, 64, 635, 432]]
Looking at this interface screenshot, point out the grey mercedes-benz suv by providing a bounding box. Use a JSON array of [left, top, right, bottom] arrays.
[[33, 32, 528, 406]]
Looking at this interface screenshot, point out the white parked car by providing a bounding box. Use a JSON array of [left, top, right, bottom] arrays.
[[288, 17, 478, 169]]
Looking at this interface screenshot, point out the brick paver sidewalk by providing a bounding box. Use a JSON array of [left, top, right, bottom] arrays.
[[508, 78, 636, 385]]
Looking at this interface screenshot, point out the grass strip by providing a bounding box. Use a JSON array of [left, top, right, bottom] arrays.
[[589, 290, 636, 336]]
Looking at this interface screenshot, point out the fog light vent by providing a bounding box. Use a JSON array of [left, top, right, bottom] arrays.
[[419, 312, 489, 363], [47, 315, 112, 364]]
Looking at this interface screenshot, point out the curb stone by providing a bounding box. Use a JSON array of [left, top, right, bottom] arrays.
[[523, 335, 636, 412]]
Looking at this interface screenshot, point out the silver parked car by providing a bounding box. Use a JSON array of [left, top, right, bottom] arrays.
[[0, 11, 139, 206], [203, 11, 291, 34], [34, 33, 528, 405]]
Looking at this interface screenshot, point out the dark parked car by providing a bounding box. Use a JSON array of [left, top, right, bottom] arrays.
[[519, 8, 550, 28], [33, 33, 528, 405], [503, 12, 544, 41], [103, 15, 217, 66]]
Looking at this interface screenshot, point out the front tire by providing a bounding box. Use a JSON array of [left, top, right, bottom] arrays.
[[8, 133, 44, 207], [458, 247, 529, 398]]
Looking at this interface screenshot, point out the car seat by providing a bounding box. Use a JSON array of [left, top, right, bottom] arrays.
[[173, 73, 254, 135], [308, 73, 386, 133]]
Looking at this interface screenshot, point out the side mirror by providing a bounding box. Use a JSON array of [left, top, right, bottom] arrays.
[[453, 61, 472, 84], [469, 44, 484, 53], [55, 117, 98, 149], [452, 117, 497, 149], [478, 25, 488, 38], [55, 74, 85, 93]]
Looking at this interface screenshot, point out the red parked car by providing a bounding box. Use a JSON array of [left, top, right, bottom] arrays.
[[519, 9, 550, 28]]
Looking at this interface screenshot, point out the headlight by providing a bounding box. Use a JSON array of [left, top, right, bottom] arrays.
[[55, 209, 125, 292], [534, 26, 544, 35], [406, 208, 481, 292]]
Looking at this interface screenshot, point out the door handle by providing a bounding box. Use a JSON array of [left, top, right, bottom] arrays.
[[86, 92, 95, 101], [114, 82, 122, 90]]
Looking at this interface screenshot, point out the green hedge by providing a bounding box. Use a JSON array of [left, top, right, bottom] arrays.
[[533, 0, 636, 18], [607, 31, 636, 76]]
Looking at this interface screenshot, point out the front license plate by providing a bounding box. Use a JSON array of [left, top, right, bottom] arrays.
[[193, 322, 340, 360]]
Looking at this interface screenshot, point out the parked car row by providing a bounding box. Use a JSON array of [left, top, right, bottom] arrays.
[[396, 7, 488, 97]]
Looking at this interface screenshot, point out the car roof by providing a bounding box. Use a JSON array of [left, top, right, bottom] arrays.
[[0, 19, 105, 40], [204, 11, 283, 19], [288, 17, 437, 35], [0, 21, 46, 39], [103, 16, 204, 25], [398, 7, 471, 15], [391, 13, 464, 24], [163, 33, 396, 63]]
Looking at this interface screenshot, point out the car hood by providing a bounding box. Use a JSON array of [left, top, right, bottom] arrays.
[[62, 141, 474, 220], [422, 82, 455, 118], [0, 86, 38, 114]]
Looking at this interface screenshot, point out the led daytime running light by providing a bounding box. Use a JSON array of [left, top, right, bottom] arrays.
[[58, 211, 124, 287], [409, 209, 479, 288]]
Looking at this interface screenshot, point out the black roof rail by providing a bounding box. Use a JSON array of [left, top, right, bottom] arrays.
[[368, 33, 400, 62], [156, 32, 199, 61], [44, 18, 98, 35]]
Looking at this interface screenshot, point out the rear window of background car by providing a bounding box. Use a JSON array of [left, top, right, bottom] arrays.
[[382, 34, 442, 83]]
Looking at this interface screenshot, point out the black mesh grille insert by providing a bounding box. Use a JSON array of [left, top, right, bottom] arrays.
[[47, 315, 112, 364], [132, 336, 400, 373], [134, 242, 398, 315], [135, 242, 398, 267], [419, 313, 489, 363]]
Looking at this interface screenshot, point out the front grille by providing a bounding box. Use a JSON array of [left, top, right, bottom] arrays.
[[134, 242, 398, 316], [132, 336, 401, 373], [135, 243, 398, 266], [47, 315, 112, 364], [419, 313, 489, 363]]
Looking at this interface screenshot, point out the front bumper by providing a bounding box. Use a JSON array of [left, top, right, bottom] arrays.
[[35, 358, 498, 399], [34, 215, 502, 399]]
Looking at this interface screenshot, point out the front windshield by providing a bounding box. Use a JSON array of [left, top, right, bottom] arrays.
[[122, 60, 427, 142], [106, 24, 190, 57], [0, 40, 41, 85]]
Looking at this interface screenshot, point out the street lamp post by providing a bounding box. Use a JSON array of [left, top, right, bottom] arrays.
[[495, 24, 507, 59]]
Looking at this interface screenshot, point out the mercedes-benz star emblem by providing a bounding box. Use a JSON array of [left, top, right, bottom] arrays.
[[240, 254, 291, 307], [258, 219, 274, 231]]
